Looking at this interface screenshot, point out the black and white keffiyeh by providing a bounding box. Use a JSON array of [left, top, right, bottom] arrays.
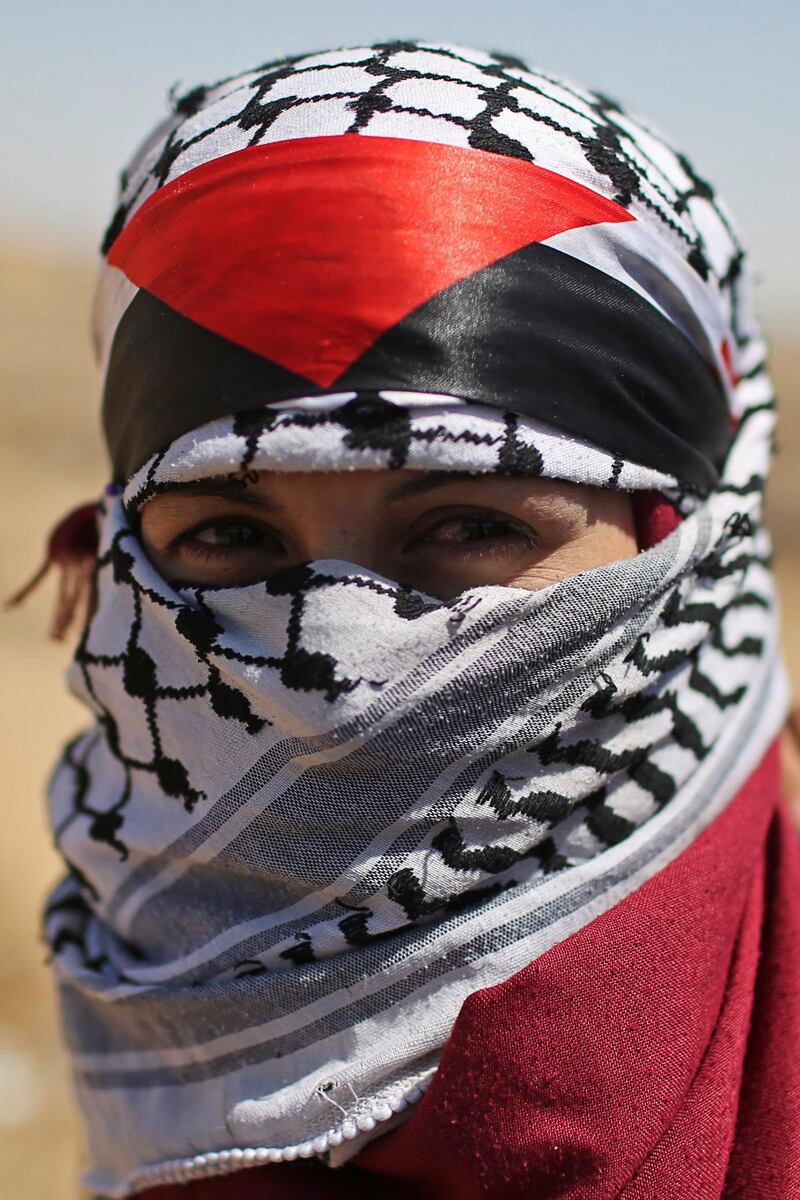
[[46, 42, 785, 1197]]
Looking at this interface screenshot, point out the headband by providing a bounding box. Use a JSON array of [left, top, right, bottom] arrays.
[[93, 42, 754, 491]]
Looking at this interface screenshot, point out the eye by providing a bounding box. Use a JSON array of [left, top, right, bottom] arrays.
[[409, 511, 537, 555], [191, 520, 270, 548], [177, 518, 286, 557]]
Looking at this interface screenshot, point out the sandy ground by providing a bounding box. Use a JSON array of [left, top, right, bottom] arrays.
[[1, 242, 799, 1198]]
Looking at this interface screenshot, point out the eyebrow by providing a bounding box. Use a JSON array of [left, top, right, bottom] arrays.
[[151, 479, 283, 511], [151, 470, 489, 509]]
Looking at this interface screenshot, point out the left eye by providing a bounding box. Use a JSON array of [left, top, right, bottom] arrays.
[[418, 514, 533, 548], [433, 516, 518, 542]]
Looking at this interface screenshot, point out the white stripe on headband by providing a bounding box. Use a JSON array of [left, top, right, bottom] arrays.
[[123, 395, 678, 509]]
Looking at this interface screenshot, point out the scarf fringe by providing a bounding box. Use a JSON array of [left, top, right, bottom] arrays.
[[5, 502, 99, 639]]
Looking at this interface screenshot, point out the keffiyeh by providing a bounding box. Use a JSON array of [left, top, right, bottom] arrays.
[[46, 42, 789, 1197]]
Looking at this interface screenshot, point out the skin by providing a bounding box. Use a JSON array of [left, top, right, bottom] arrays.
[[140, 469, 639, 598]]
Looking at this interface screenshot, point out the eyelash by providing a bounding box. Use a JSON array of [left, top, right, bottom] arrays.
[[175, 512, 537, 560]]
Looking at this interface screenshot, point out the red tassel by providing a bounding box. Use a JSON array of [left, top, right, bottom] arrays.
[[5, 502, 100, 640]]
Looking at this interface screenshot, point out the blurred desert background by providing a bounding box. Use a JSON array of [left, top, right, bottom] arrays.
[[2, 241, 799, 1199], [1, 246, 105, 1198]]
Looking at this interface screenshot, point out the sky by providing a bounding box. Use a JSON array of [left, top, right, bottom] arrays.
[[2, 0, 797, 329]]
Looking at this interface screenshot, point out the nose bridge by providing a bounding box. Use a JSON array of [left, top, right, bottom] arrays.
[[295, 482, 383, 572]]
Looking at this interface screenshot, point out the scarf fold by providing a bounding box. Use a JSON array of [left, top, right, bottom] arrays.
[[44, 41, 793, 1199], [146, 742, 800, 1199]]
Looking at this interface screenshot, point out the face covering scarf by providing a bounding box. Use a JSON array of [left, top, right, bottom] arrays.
[[45, 42, 797, 1199]]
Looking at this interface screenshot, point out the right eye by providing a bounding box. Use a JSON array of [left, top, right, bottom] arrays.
[[189, 519, 278, 549], [165, 517, 291, 584]]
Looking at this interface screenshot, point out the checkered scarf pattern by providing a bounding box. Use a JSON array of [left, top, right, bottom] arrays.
[[46, 42, 785, 1198]]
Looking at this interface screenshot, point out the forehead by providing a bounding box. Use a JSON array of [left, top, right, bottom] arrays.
[[138, 469, 613, 528]]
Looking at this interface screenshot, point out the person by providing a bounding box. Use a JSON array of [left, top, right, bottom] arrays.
[[37, 40, 800, 1199]]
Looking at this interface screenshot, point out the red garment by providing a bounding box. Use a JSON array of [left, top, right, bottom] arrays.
[[146, 741, 800, 1199]]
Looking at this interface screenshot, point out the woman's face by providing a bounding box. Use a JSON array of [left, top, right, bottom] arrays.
[[140, 469, 638, 600]]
